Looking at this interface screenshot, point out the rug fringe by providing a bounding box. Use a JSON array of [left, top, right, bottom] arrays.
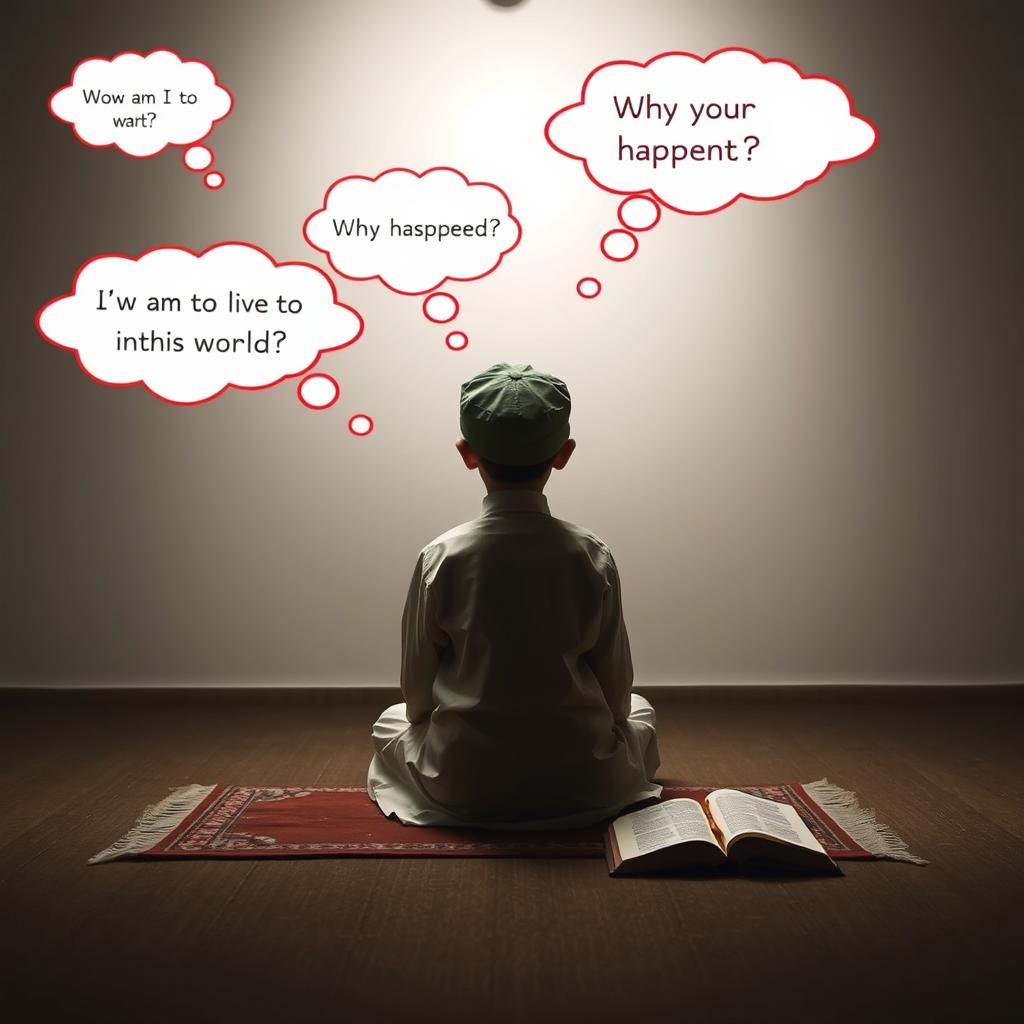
[[804, 778, 928, 865], [88, 784, 217, 865]]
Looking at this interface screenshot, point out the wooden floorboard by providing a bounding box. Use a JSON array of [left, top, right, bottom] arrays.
[[0, 687, 1021, 1023]]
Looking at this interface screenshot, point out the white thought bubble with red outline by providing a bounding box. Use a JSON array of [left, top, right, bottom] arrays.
[[545, 48, 877, 215], [303, 167, 522, 295], [49, 49, 233, 159], [36, 243, 363, 405]]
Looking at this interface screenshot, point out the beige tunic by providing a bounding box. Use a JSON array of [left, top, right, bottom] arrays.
[[367, 489, 662, 829]]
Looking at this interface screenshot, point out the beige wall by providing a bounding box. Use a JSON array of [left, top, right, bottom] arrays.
[[3, 0, 1021, 684]]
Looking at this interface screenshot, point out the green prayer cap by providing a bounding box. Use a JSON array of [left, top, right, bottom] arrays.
[[459, 362, 571, 466]]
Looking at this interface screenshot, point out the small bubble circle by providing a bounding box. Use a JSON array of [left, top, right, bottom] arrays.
[[297, 373, 340, 409], [601, 230, 638, 261], [204, 171, 225, 190], [183, 145, 214, 172], [617, 196, 661, 231], [576, 277, 602, 299], [348, 414, 374, 436], [445, 331, 469, 351], [422, 292, 459, 323]]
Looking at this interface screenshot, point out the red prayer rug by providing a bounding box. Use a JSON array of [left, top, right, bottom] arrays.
[[89, 779, 926, 865]]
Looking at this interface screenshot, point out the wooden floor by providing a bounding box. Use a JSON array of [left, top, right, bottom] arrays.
[[1, 687, 1021, 1024]]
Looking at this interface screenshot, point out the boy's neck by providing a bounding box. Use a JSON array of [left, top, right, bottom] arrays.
[[483, 481, 546, 495], [479, 465, 553, 495]]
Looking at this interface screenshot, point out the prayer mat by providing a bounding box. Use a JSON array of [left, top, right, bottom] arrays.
[[89, 778, 926, 865]]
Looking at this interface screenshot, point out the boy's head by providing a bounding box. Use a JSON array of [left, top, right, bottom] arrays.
[[457, 362, 575, 490]]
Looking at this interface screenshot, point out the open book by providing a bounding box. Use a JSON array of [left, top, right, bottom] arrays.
[[606, 789, 840, 876]]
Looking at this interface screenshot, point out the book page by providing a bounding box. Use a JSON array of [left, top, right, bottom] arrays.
[[612, 798, 720, 861], [706, 789, 826, 855]]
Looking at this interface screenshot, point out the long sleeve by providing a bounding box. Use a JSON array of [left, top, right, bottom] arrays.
[[400, 550, 447, 725], [582, 551, 634, 723]]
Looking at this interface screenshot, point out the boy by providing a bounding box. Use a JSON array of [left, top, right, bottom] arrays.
[[367, 362, 662, 829]]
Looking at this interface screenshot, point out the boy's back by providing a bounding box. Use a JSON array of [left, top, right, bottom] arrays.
[[367, 363, 661, 829]]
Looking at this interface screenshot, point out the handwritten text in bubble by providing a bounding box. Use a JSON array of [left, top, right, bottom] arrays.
[[545, 47, 877, 216], [49, 49, 232, 184], [302, 166, 522, 297], [36, 243, 363, 405]]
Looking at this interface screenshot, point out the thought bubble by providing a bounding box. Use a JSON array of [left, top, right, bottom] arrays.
[[36, 243, 363, 405], [545, 47, 877, 216], [49, 49, 232, 180], [302, 167, 522, 297]]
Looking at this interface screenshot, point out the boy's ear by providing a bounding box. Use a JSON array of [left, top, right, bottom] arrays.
[[551, 438, 576, 471], [455, 438, 481, 470]]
